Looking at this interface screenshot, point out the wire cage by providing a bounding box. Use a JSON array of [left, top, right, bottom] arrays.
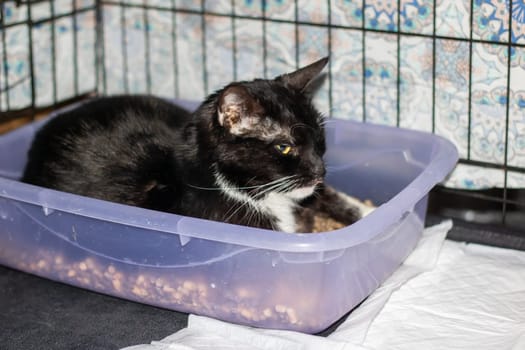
[[0, 0, 524, 234]]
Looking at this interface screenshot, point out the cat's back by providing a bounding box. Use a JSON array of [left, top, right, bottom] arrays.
[[22, 95, 193, 207], [33, 95, 190, 137]]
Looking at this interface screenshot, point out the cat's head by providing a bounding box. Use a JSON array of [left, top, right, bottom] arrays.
[[209, 57, 329, 203]]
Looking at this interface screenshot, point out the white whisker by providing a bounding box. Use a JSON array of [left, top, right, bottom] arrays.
[[188, 174, 297, 192]]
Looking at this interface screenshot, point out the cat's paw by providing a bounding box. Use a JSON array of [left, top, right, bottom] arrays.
[[360, 202, 375, 217], [335, 190, 375, 219]]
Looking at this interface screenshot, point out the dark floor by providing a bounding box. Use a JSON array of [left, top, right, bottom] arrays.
[[1, 215, 524, 350], [0, 264, 188, 350]]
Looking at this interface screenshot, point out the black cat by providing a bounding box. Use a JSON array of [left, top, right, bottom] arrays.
[[22, 57, 372, 233]]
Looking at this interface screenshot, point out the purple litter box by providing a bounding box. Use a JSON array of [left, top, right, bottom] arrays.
[[0, 99, 458, 333]]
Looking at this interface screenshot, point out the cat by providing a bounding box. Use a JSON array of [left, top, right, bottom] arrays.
[[21, 57, 373, 233]]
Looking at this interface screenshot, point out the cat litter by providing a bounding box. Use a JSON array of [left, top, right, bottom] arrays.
[[0, 245, 306, 328], [0, 100, 457, 333]]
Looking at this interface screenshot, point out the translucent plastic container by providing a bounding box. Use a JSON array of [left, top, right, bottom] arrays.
[[0, 100, 458, 333]]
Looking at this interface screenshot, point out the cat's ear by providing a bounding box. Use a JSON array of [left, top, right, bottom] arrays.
[[217, 85, 262, 134], [276, 56, 329, 91]]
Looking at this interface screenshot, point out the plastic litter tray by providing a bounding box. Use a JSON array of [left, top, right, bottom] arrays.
[[0, 99, 458, 333]]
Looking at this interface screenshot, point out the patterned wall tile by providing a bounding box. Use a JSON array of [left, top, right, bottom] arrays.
[[76, 0, 96, 8], [330, 0, 363, 27], [435, 0, 470, 38], [76, 10, 96, 95], [30, 2, 50, 22], [3, 25, 31, 110], [55, 16, 75, 102], [512, 0, 525, 43], [0, 4, 7, 110], [472, 43, 509, 88], [364, 32, 398, 125], [148, 9, 176, 98], [205, 15, 234, 93], [54, 0, 73, 16], [265, 22, 296, 78], [175, 13, 205, 100], [147, 0, 174, 8], [400, 0, 433, 34], [399, 36, 433, 132], [298, 25, 329, 113], [443, 163, 504, 189], [298, 0, 328, 24], [121, 0, 144, 5], [434, 39, 470, 158], [473, 0, 510, 42], [234, 0, 263, 17], [298, 25, 329, 63], [124, 6, 147, 94], [2, 2, 28, 24], [204, 0, 233, 14], [234, 19, 264, 81], [175, 0, 203, 11], [330, 28, 363, 121], [447, 166, 525, 191], [470, 42, 508, 164], [515, 37, 525, 66], [32, 22, 53, 107], [102, 5, 125, 95], [265, 0, 295, 21], [364, 0, 398, 31], [9, 26, 31, 108], [507, 171, 525, 189], [0, 47, 5, 110], [509, 46, 525, 167]]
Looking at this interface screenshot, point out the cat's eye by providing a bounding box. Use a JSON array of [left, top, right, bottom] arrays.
[[275, 144, 292, 155]]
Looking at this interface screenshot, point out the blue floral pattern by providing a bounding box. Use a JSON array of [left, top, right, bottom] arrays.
[[472, 0, 525, 42], [1, 0, 524, 189], [400, 0, 433, 34]]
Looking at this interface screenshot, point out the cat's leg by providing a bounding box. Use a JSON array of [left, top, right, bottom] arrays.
[[299, 184, 375, 230], [326, 185, 375, 218]]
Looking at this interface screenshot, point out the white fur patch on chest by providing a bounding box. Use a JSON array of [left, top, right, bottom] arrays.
[[259, 185, 315, 232], [258, 192, 298, 233], [214, 172, 315, 233]]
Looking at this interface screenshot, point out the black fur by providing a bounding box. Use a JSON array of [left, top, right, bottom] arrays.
[[22, 58, 365, 232]]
